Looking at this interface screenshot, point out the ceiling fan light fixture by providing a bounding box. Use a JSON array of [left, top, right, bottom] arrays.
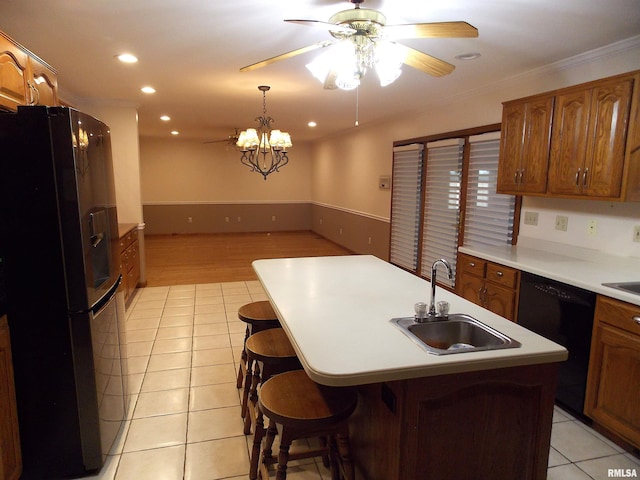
[[306, 41, 363, 90], [374, 41, 405, 87]]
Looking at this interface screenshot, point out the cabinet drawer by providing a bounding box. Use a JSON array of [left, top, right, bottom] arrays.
[[458, 254, 486, 277], [595, 295, 640, 335], [486, 263, 519, 288]]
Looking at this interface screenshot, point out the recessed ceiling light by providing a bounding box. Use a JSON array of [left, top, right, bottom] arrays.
[[116, 53, 138, 63], [455, 52, 481, 61], [160, 115, 171, 121], [141, 86, 156, 94], [308, 121, 317, 127], [170, 131, 179, 135]]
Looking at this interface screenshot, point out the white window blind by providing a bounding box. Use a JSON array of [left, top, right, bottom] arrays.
[[389, 144, 424, 272], [464, 133, 516, 247], [420, 139, 464, 287]]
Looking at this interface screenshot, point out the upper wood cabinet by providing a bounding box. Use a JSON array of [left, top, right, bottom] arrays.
[[0, 34, 29, 110], [497, 70, 640, 201], [497, 95, 554, 194], [27, 56, 58, 107], [548, 78, 633, 198], [0, 31, 58, 111]]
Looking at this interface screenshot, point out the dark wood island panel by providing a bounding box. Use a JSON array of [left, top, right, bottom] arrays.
[[351, 362, 560, 480]]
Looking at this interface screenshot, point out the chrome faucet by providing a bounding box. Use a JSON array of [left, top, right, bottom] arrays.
[[427, 258, 453, 319]]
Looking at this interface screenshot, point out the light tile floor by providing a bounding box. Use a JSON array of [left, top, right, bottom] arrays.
[[80, 282, 639, 480]]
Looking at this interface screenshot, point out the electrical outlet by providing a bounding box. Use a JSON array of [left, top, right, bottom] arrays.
[[523, 211, 539, 226], [555, 215, 568, 231], [588, 219, 597, 237], [271, 215, 276, 222], [188, 216, 193, 223], [634, 225, 640, 243]]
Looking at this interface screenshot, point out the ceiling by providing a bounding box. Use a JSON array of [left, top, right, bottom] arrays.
[[1, 0, 639, 143]]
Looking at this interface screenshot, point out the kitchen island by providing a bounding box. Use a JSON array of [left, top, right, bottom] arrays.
[[253, 255, 567, 480]]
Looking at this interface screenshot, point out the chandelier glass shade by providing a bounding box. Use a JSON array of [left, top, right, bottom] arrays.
[[236, 86, 292, 180], [306, 39, 405, 90]]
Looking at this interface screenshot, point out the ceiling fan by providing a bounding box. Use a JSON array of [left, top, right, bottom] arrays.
[[204, 128, 240, 145], [240, 0, 478, 89]]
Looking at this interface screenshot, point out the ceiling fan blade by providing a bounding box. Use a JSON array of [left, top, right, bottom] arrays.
[[384, 21, 478, 39], [240, 40, 337, 72], [396, 43, 455, 77], [285, 19, 356, 34]]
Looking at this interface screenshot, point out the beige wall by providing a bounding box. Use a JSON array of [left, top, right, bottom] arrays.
[[140, 137, 312, 203]]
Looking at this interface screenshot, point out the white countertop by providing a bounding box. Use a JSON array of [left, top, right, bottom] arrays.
[[253, 255, 567, 387], [459, 238, 640, 307]]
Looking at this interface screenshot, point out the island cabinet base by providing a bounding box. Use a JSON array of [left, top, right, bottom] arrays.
[[350, 363, 560, 480]]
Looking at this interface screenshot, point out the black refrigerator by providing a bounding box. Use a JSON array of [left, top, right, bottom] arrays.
[[0, 106, 128, 479]]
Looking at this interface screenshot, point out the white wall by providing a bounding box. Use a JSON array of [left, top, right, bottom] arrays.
[[140, 137, 312, 204], [310, 37, 640, 258]]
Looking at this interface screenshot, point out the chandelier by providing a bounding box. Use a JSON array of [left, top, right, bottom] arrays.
[[236, 85, 292, 180]]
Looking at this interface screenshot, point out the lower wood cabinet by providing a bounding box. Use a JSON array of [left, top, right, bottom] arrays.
[[351, 363, 559, 480], [0, 315, 21, 480], [585, 295, 640, 449], [457, 253, 520, 321], [119, 226, 140, 306]]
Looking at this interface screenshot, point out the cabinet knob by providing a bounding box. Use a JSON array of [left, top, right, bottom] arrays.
[[469, 262, 476, 267], [495, 271, 504, 277], [633, 316, 640, 326]]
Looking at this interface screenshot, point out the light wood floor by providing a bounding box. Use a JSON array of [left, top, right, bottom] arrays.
[[143, 231, 353, 286]]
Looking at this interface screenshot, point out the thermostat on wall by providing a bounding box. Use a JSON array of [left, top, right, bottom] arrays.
[[379, 176, 391, 190]]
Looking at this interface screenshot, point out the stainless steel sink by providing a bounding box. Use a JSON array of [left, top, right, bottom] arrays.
[[390, 314, 521, 355], [602, 282, 640, 296]]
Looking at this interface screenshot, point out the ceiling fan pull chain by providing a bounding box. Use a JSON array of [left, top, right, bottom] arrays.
[[355, 86, 360, 126]]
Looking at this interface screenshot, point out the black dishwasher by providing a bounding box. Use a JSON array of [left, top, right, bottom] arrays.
[[518, 272, 596, 418]]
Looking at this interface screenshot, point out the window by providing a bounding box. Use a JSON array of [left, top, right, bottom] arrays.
[[420, 139, 464, 288], [464, 133, 516, 247], [389, 144, 424, 272], [389, 126, 517, 288]]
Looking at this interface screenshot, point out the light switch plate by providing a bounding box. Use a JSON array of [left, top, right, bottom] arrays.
[[379, 176, 391, 190]]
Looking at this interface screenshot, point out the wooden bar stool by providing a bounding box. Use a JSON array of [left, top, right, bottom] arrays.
[[254, 369, 358, 480], [243, 328, 301, 436], [236, 301, 280, 389]]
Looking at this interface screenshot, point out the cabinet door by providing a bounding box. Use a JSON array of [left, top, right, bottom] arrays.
[[27, 56, 58, 106], [521, 97, 554, 193], [484, 282, 517, 321], [0, 36, 28, 111], [497, 102, 526, 193], [583, 79, 633, 197], [457, 271, 485, 307], [585, 323, 640, 448], [498, 97, 553, 194], [548, 89, 591, 195]]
